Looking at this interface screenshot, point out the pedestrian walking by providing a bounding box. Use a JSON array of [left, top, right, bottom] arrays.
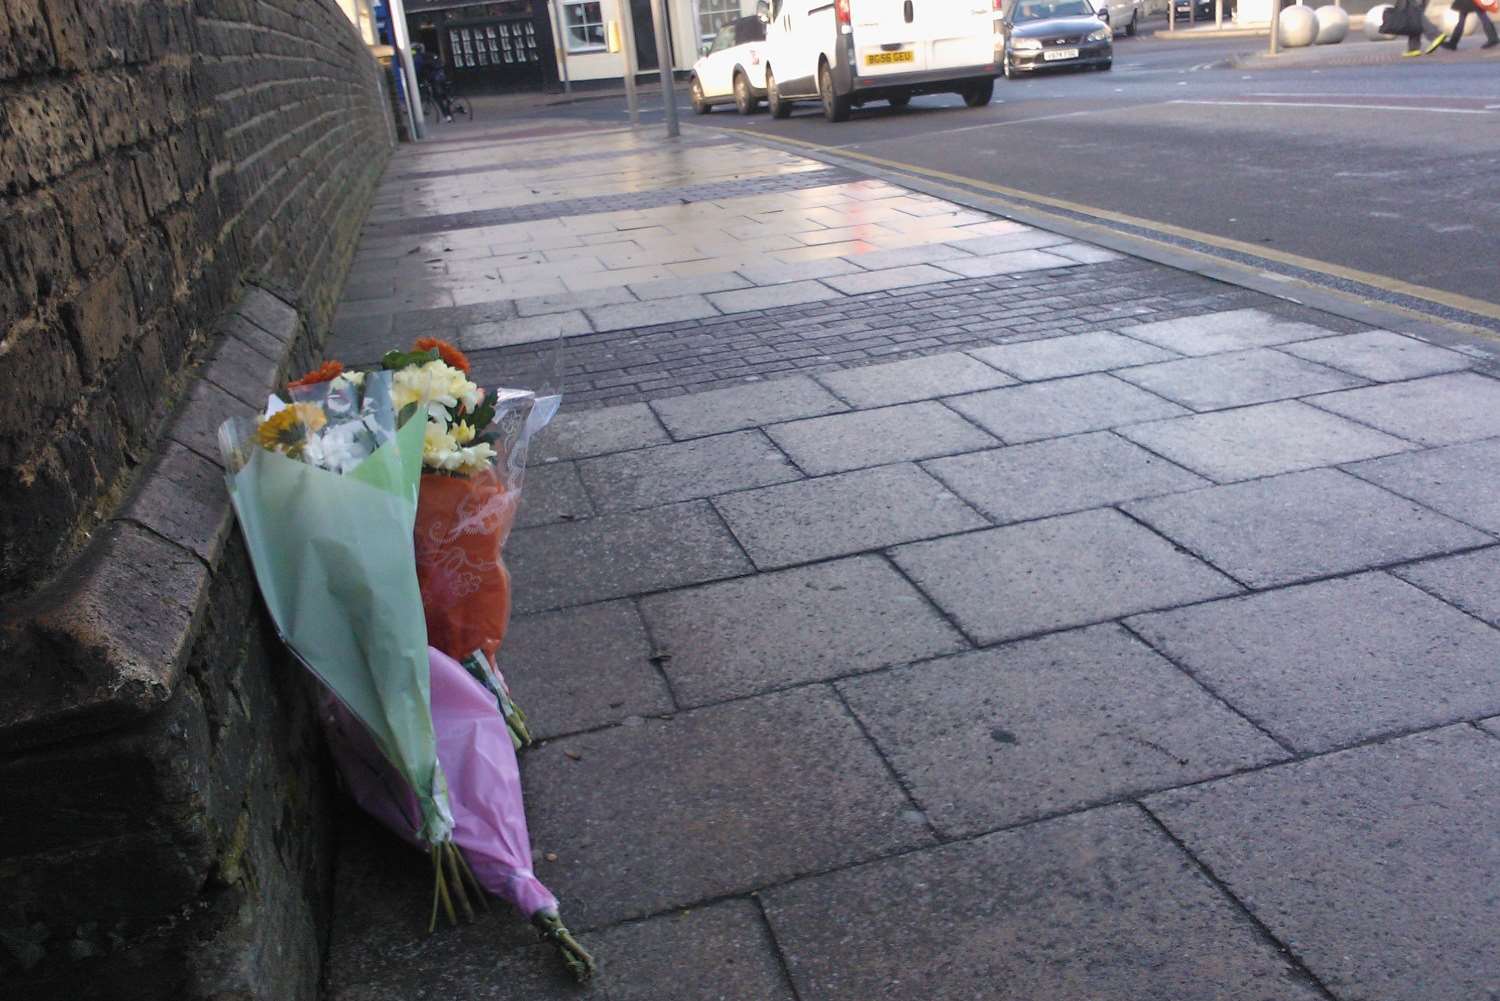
[[1441, 0, 1500, 48], [1384, 0, 1446, 54]]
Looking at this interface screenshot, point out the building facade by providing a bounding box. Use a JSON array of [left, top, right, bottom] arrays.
[[400, 0, 760, 90]]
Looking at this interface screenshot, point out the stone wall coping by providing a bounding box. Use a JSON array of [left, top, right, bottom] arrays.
[[0, 285, 299, 755]]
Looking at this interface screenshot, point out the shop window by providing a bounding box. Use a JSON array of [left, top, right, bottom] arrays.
[[698, 0, 742, 40], [563, 0, 606, 51]]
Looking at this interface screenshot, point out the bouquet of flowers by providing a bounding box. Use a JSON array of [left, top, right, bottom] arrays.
[[219, 346, 588, 979]]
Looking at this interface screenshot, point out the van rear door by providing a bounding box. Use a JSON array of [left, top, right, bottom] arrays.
[[920, 0, 998, 72], [851, 0, 930, 77]]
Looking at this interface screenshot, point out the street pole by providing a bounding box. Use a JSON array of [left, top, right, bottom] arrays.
[[1169, 0, 1175, 31], [1215, 0, 1222, 28], [386, 0, 426, 140], [649, 0, 679, 138], [1268, 0, 1281, 53], [549, 0, 572, 95], [619, 0, 642, 125]]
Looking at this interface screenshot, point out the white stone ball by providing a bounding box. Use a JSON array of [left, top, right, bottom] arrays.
[[1278, 4, 1319, 46], [1364, 4, 1395, 39], [1441, 6, 1472, 35], [1315, 4, 1349, 42]]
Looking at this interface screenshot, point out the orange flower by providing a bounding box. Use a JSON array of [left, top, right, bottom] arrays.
[[413, 337, 470, 373], [288, 360, 344, 389]]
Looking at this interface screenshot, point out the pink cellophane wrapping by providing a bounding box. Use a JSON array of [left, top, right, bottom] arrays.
[[321, 646, 558, 918]]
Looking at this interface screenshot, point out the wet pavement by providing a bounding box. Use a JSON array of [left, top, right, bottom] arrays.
[[325, 117, 1500, 1000]]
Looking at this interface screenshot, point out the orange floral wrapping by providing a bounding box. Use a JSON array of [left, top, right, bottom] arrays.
[[414, 467, 520, 666]]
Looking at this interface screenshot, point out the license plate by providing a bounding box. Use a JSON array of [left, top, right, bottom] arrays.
[[865, 50, 915, 65], [1043, 48, 1079, 61]]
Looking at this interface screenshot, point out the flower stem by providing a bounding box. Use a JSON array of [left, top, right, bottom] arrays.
[[533, 910, 595, 983], [443, 842, 476, 922]]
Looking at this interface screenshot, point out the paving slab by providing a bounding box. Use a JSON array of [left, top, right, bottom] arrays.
[[924, 431, 1209, 524], [1344, 437, 1500, 534], [639, 555, 966, 707], [586, 294, 720, 332], [1124, 468, 1492, 589], [1128, 573, 1500, 753], [1391, 546, 1500, 628], [628, 272, 750, 301], [733, 257, 864, 286], [821, 263, 955, 295], [1113, 348, 1365, 412], [531, 402, 670, 462], [577, 430, 802, 512], [521, 686, 932, 928], [766, 401, 997, 476], [462, 310, 592, 349], [714, 463, 987, 570], [891, 508, 1240, 644], [1309, 371, 1500, 446], [333, 881, 792, 1001], [651, 375, 847, 439], [816, 351, 1016, 408], [506, 500, 753, 612], [1047, 241, 1126, 264], [968, 330, 1178, 381], [945, 373, 1190, 444], [1147, 726, 1500, 1001], [1119, 307, 1337, 356], [761, 805, 1327, 1001], [517, 460, 595, 527], [841, 243, 975, 270], [1118, 399, 1413, 482], [707, 279, 843, 314], [515, 285, 635, 317], [1278, 329, 1472, 382], [841, 625, 1285, 835], [936, 248, 1078, 278], [948, 229, 1072, 255], [501, 600, 672, 740]]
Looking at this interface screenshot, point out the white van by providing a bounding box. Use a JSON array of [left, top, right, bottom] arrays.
[[761, 0, 1001, 122]]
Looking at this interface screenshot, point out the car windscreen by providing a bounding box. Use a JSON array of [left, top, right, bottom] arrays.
[[1011, 0, 1094, 20], [733, 15, 766, 43]]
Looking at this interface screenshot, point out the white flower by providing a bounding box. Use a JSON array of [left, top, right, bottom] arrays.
[[392, 361, 481, 421], [304, 420, 371, 474]]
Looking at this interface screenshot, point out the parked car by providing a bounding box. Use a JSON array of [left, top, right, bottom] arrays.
[[999, 0, 1113, 77], [761, 0, 1001, 123], [1172, 0, 1220, 20], [690, 15, 770, 115], [1096, 0, 1142, 34]]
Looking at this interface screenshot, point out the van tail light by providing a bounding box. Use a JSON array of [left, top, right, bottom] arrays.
[[836, 0, 851, 23]]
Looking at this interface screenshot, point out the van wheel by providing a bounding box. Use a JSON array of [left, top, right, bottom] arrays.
[[767, 68, 792, 118], [1127, 10, 1139, 34], [888, 91, 912, 108], [963, 79, 994, 107], [819, 61, 851, 122], [690, 77, 711, 115], [734, 72, 759, 114]]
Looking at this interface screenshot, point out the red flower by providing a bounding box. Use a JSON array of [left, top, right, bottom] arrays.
[[287, 360, 344, 389], [413, 337, 470, 373]]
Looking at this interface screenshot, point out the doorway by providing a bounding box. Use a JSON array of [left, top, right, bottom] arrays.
[[628, 0, 672, 73]]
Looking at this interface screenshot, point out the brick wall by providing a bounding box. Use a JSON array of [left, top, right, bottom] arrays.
[[0, 0, 393, 594]]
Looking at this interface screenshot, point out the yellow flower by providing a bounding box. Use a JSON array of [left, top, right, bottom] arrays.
[[257, 403, 327, 456], [451, 422, 476, 445]]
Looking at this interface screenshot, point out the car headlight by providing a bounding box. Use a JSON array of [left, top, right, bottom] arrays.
[[1088, 26, 1111, 40], [1012, 37, 1043, 50]]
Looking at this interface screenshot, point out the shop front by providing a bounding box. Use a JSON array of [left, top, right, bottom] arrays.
[[405, 0, 562, 92]]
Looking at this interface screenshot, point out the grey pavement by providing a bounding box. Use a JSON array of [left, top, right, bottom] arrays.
[[324, 121, 1500, 1000]]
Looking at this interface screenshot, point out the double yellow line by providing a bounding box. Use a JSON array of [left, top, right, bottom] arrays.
[[755, 130, 1500, 332]]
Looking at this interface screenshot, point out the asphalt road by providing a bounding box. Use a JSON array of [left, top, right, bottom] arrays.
[[544, 23, 1500, 327]]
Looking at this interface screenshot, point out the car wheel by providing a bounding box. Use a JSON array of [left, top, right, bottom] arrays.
[[1002, 48, 1017, 79], [1098, 59, 1113, 71], [766, 68, 791, 119], [888, 91, 912, 108], [690, 77, 711, 115], [734, 72, 758, 115], [963, 79, 994, 107], [819, 61, 851, 122], [1127, 9, 1138, 34]]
